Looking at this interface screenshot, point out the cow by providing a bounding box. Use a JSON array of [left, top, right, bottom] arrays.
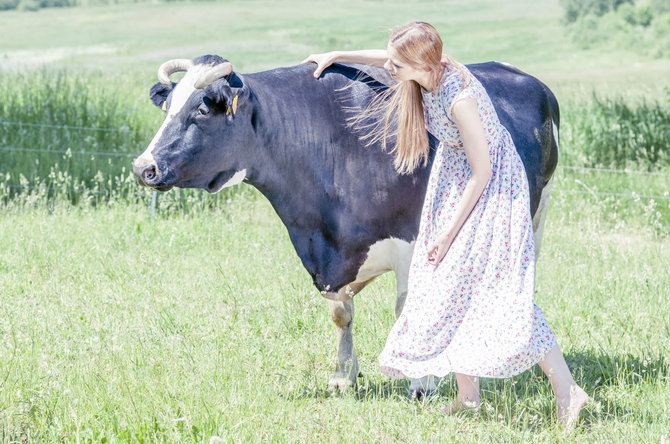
[[133, 54, 559, 395]]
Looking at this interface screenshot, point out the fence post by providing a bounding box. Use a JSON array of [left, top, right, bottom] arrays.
[[150, 190, 157, 221]]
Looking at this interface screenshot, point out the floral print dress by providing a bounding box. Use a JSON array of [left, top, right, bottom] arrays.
[[378, 64, 557, 379]]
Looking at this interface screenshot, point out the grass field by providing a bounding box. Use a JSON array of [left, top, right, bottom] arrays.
[[1, 0, 669, 442], [0, 191, 668, 442]]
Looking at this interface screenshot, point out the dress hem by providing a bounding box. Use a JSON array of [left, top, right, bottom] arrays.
[[378, 337, 557, 380]]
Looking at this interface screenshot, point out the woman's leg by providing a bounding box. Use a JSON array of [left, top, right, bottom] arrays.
[[442, 373, 480, 414], [538, 344, 589, 427]]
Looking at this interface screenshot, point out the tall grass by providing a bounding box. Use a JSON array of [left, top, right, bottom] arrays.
[[561, 93, 670, 169], [2, 70, 669, 207], [0, 70, 258, 207], [0, 70, 152, 182], [552, 167, 670, 237]]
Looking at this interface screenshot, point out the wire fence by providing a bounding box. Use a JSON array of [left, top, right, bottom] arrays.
[[551, 189, 670, 200], [0, 120, 154, 137], [557, 165, 670, 178], [0, 145, 136, 158], [2, 119, 669, 230], [2, 152, 669, 200], [2, 150, 669, 197]]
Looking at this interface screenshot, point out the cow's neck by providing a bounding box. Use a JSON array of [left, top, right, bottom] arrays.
[[242, 74, 337, 230]]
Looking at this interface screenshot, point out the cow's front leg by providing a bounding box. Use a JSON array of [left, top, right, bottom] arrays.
[[327, 298, 359, 391], [394, 248, 438, 399]]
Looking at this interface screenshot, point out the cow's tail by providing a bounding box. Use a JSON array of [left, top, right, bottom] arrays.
[[539, 81, 560, 184]]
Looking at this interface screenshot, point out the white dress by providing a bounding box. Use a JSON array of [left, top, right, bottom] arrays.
[[378, 64, 557, 379]]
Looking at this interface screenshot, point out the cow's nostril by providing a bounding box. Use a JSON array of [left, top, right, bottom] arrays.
[[142, 165, 157, 182]]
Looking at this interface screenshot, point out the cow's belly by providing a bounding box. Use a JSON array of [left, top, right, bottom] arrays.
[[322, 237, 415, 301]]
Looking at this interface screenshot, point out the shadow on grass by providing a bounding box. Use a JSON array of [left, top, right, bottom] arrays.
[[284, 349, 668, 430], [566, 349, 669, 391], [562, 349, 668, 429]]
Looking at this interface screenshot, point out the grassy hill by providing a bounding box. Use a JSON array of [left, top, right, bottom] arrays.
[[1, 0, 668, 101]]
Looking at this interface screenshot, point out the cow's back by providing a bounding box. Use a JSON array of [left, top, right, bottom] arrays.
[[467, 62, 559, 216], [325, 61, 559, 216]]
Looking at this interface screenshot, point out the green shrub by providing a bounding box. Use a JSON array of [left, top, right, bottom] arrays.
[[0, 0, 20, 10], [618, 2, 654, 26], [39, 0, 74, 6], [17, 0, 39, 10], [559, 0, 633, 23], [651, 0, 670, 13], [0, 0, 155, 9], [649, 12, 670, 57], [565, 2, 670, 57]]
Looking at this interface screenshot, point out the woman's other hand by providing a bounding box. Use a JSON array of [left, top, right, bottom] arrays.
[[427, 232, 454, 266]]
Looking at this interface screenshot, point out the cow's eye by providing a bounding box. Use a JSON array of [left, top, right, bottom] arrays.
[[197, 103, 209, 116]]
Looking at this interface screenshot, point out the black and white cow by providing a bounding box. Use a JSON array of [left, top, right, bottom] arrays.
[[133, 55, 558, 393]]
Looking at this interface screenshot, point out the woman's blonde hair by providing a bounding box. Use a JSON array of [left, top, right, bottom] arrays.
[[350, 21, 468, 174]]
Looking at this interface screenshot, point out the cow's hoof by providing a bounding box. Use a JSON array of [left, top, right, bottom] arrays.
[[408, 388, 439, 402], [327, 376, 356, 392]]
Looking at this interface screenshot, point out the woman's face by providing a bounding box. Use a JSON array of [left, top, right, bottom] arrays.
[[384, 46, 424, 82]]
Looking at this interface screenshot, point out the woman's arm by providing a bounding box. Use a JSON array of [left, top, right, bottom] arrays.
[[427, 98, 493, 266], [302, 50, 388, 78]]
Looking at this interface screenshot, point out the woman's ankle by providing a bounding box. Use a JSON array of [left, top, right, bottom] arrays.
[[456, 391, 480, 404], [442, 396, 480, 415], [556, 385, 589, 428], [454, 374, 480, 404], [553, 381, 581, 402]]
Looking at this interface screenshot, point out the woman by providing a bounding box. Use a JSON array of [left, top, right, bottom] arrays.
[[303, 21, 589, 427]]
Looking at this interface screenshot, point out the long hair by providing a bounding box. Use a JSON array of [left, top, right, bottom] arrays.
[[350, 21, 469, 174]]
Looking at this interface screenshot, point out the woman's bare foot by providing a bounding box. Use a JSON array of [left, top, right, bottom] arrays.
[[443, 374, 480, 415], [441, 397, 480, 415], [557, 384, 589, 429]]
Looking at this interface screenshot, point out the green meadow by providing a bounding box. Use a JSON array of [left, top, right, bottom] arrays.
[[0, 0, 669, 442]]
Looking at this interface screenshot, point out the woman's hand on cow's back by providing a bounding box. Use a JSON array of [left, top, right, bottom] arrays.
[[302, 49, 389, 78], [302, 51, 340, 78]]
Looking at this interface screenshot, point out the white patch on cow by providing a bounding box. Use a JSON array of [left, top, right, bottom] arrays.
[[136, 64, 214, 165], [319, 237, 415, 302], [532, 176, 553, 259], [552, 120, 560, 154], [355, 238, 415, 283], [355, 237, 433, 395], [211, 169, 247, 193], [494, 60, 515, 68]]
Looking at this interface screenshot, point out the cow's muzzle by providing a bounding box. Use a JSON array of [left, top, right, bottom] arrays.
[[133, 158, 170, 190]]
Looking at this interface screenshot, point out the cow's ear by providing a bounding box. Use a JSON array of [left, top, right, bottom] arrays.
[[205, 81, 245, 118], [149, 82, 173, 111], [205, 81, 233, 106]]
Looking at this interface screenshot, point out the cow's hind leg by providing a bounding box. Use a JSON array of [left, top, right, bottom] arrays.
[[327, 299, 359, 391], [394, 246, 437, 399], [532, 176, 553, 259]]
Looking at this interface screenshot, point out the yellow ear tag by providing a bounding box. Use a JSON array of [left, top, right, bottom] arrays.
[[226, 95, 239, 116], [161, 101, 167, 111]]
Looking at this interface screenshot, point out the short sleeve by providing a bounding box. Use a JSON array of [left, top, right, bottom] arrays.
[[439, 68, 479, 121]]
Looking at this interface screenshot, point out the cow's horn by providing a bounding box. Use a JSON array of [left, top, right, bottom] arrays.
[[157, 59, 194, 86], [194, 62, 233, 89]]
